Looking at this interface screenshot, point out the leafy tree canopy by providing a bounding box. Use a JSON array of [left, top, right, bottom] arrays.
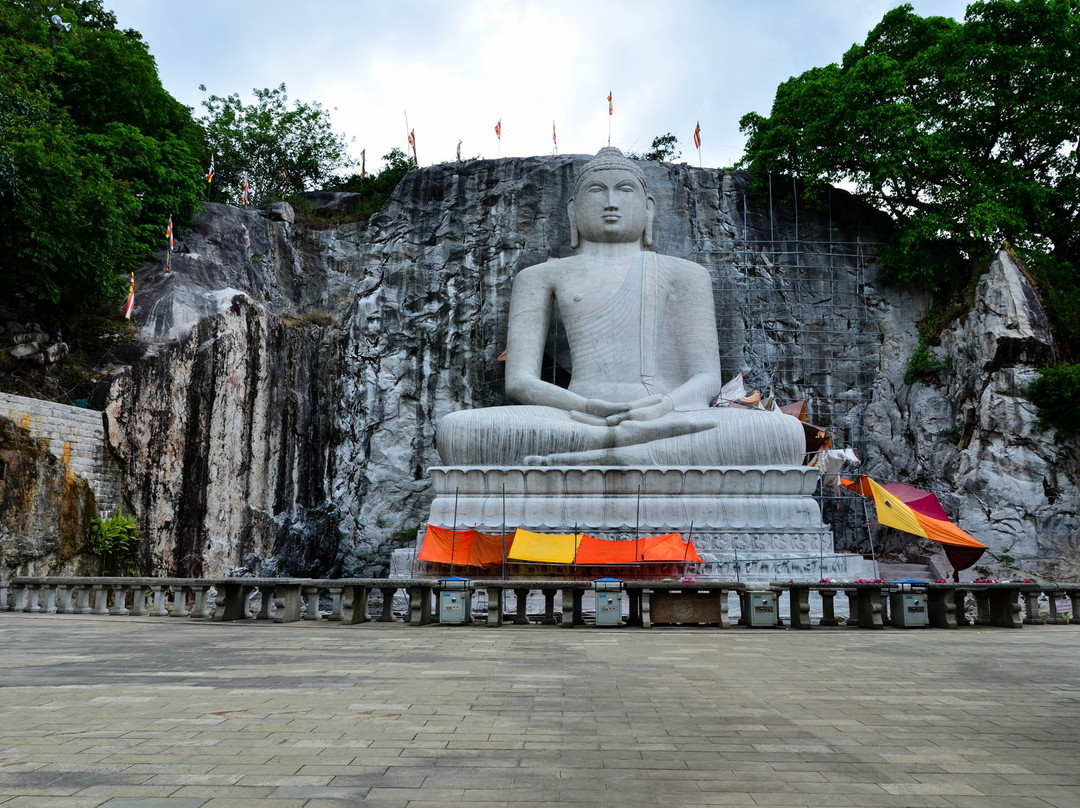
[[740, 0, 1080, 298], [200, 83, 352, 206], [0, 0, 205, 312], [643, 133, 681, 162], [324, 147, 416, 216]]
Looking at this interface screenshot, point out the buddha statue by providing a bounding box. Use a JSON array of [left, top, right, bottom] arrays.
[[436, 148, 805, 467]]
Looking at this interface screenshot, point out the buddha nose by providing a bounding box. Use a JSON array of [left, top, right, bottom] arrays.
[[605, 189, 618, 209]]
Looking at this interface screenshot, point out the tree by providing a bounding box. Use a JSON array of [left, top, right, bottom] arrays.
[[0, 0, 205, 311], [325, 147, 416, 215], [200, 83, 351, 205], [643, 133, 681, 162], [739, 0, 1080, 295]]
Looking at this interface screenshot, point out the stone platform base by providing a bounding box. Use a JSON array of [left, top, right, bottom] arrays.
[[429, 465, 828, 547], [422, 465, 875, 581]]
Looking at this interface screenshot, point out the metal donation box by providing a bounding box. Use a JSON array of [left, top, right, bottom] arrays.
[[745, 590, 777, 627], [594, 578, 623, 626], [890, 586, 929, 628], [438, 578, 472, 624]]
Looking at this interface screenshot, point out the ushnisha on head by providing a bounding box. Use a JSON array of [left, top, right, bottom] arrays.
[[569, 147, 655, 249]]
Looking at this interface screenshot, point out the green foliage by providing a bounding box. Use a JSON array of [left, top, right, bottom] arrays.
[[740, 0, 1080, 296], [87, 508, 142, 575], [0, 0, 205, 314], [1028, 362, 1080, 436], [642, 133, 681, 162], [905, 344, 951, 386], [200, 83, 351, 206], [325, 147, 416, 215]]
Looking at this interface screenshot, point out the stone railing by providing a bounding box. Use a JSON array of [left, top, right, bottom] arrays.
[[3, 576, 1079, 629]]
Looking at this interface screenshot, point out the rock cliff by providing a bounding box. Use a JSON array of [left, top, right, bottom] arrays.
[[86, 155, 1074, 579]]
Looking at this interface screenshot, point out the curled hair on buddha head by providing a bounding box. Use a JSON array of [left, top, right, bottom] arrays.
[[572, 147, 648, 199]]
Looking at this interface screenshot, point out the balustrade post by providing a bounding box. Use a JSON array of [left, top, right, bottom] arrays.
[[512, 588, 530, 624], [988, 587, 1023, 628], [485, 586, 503, 627], [927, 588, 957, 629], [148, 585, 170, 616], [24, 583, 41, 613], [377, 587, 397, 622], [91, 584, 109, 615], [540, 589, 557, 625], [303, 586, 323, 620], [56, 584, 74, 614], [273, 584, 303, 623], [789, 586, 811, 629], [327, 587, 344, 621], [0, 581, 8, 611], [73, 585, 91, 614], [109, 585, 129, 615], [343, 585, 369, 624], [1023, 590, 1045, 624], [819, 589, 839, 626], [408, 584, 433, 626], [129, 584, 148, 616], [170, 586, 189, 617]]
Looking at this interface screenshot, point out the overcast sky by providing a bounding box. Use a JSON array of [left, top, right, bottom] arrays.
[[106, 0, 971, 173]]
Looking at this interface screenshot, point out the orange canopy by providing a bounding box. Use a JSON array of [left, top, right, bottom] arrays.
[[417, 525, 509, 568]]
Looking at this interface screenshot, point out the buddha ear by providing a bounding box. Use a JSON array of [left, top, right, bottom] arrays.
[[568, 199, 578, 249], [643, 195, 656, 248]]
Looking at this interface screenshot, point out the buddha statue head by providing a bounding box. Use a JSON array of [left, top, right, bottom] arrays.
[[568, 147, 655, 249]]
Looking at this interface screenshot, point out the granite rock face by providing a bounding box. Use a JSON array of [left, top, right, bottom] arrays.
[[86, 157, 1076, 579]]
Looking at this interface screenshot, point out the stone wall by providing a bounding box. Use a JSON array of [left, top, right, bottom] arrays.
[[0, 392, 124, 517]]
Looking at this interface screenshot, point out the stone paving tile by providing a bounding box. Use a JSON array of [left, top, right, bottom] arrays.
[[1, 615, 1080, 807]]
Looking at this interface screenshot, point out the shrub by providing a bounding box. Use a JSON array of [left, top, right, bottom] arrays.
[[1028, 362, 1080, 436], [87, 508, 142, 575]]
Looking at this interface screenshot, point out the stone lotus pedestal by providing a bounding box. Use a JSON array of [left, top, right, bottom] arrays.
[[418, 465, 874, 582]]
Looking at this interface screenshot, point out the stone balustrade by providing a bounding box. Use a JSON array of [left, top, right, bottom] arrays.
[[3, 576, 1079, 630]]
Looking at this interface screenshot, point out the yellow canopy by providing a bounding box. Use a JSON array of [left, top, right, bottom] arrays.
[[507, 528, 583, 564]]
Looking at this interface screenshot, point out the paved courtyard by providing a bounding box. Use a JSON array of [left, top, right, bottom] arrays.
[[1, 613, 1079, 807]]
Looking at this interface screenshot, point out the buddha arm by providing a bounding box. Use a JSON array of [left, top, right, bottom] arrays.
[[504, 266, 593, 413], [661, 259, 724, 412]]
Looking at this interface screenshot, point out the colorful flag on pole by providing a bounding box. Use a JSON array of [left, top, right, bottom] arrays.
[[457, 139, 462, 161], [608, 91, 613, 115], [241, 176, 249, 205], [494, 119, 501, 140], [693, 122, 701, 149], [408, 129, 417, 164], [206, 154, 215, 184], [281, 164, 290, 183], [360, 149, 366, 179], [166, 215, 173, 274], [123, 270, 134, 319], [552, 121, 557, 147]]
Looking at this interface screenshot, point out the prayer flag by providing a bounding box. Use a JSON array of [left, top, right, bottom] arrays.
[[165, 215, 173, 274], [608, 91, 613, 115], [552, 121, 557, 146], [360, 148, 366, 179], [241, 176, 249, 205], [494, 119, 501, 140], [457, 139, 462, 161], [408, 129, 417, 164], [123, 270, 134, 319], [693, 122, 701, 149], [281, 164, 290, 183], [206, 154, 215, 184]]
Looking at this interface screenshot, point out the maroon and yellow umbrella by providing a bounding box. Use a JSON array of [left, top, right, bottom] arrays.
[[847, 476, 987, 571]]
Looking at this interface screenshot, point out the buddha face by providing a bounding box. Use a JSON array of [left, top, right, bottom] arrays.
[[569, 168, 655, 247]]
